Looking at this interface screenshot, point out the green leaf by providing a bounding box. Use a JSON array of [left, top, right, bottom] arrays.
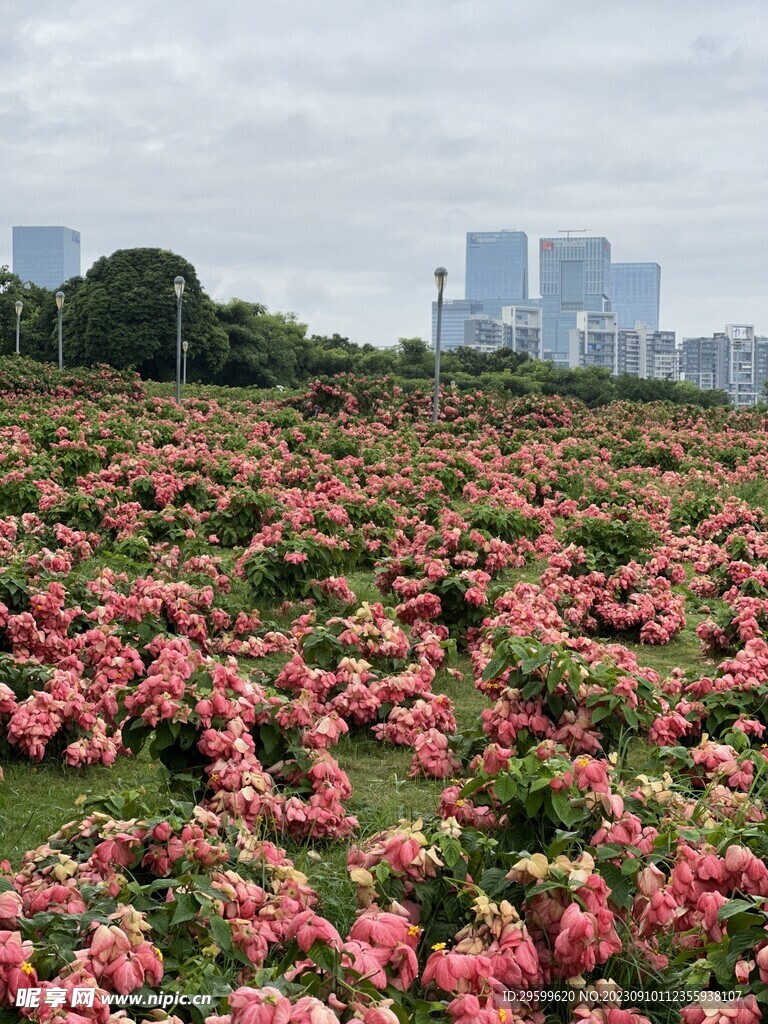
[[458, 775, 488, 799], [209, 914, 232, 953], [624, 706, 639, 729], [589, 704, 614, 724], [482, 640, 511, 682], [718, 898, 760, 920], [520, 677, 544, 699], [439, 835, 463, 870], [170, 893, 198, 926], [308, 939, 341, 976], [529, 776, 554, 793], [546, 831, 580, 858], [388, 1004, 413, 1024], [620, 857, 641, 876], [549, 791, 580, 826], [599, 864, 633, 909], [493, 774, 518, 803], [595, 844, 624, 861], [478, 867, 512, 898]]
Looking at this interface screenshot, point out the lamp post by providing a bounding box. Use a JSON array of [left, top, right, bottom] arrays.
[[433, 267, 447, 423], [182, 340, 189, 388], [55, 291, 65, 369], [14, 301, 22, 356], [174, 276, 185, 402]]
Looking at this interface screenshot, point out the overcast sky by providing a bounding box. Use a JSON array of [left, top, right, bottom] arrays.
[[2, 0, 767, 345]]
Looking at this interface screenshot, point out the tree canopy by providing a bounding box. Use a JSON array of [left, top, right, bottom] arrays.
[[215, 300, 307, 387], [58, 249, 229, 379], [0, 268, 58, 362]]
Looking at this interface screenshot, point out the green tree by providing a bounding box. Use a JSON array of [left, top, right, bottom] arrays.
[[299, 335, 356, 377], [442, 346, 487, 376], [356, 344, 397, 376], [307, 333, 357, 353], [60, 248, 229, 379], [485, 348, 530, 374], [0, 268, 52, 359], [395, 337, 432, 378], [216, 300, 308, 387], [544, 366, 616, 406], [672, 380, 730, 407]]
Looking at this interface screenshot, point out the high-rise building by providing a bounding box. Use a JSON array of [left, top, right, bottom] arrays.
[[12, 226, 81, 290], [501, 306, 543, 360], [463, 316, 511, 351], [680, 326, 768, 406], [724, 324, 765, 408], [755, 336, 768, 402], [568, 311, 618, 372], [617, 325, 676, 379], [539, 236, 612, 365], [465, 231, 528, 320], [679, 336, 729, 393], [611, 263, 661, 330], [432, 299, 485, 350]]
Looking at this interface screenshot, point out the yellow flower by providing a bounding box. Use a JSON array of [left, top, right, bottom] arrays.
[[499, 1012, 508, 1023], [407, 925, 421, 937], [20, 961, 34, 975], [455, 799, 465, 808], [431, 942, 447, 951], [153, 947, 164, 962]]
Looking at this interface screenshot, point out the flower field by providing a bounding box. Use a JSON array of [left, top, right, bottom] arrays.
[[3, 359, 768, 1022]]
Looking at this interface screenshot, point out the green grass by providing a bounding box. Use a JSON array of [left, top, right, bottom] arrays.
[[1, 751, 162, 863], [619, 621, 710, 679]]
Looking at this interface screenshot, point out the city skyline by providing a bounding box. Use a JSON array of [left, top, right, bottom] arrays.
[[5, 221, 764, 348], [434, 231, 672, 360], [2, 2, 765, 348]]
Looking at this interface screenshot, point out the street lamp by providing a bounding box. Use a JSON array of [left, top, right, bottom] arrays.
[[55, 291, 65, 369], [433, 267, 447, 423], [182, 340, 189, 388], [14, 301, 22, 356], [174, 276, 185, 402]]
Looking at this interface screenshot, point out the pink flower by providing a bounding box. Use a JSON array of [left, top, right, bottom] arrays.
[[681, 995, 761, 1024], [349, 908, 414, 950], [228, 987, 293, 1024], [0, 891, 22, 929], [289, 996, 342, 1023], [421, 949, 493, 994], [572, 756, 611, 794], [285, 911, 343, 953]]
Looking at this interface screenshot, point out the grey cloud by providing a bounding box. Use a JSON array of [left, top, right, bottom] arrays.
[[1, 0, 766, 346]]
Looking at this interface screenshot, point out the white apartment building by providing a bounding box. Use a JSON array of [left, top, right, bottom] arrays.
[[500, 305, 543, 359], [617, 323, 677, 379], [568, 311, 619, 372]]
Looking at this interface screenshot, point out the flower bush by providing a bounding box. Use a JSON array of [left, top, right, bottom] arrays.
[[3, 364, 768, 1021]]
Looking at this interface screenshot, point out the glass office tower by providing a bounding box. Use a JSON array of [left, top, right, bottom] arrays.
[[12, 226, 81, 290], [465, 231, 528, 320], [611, 262, 661, 330], [539, 236, 612, 365], [431, 299, 486, 349]]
